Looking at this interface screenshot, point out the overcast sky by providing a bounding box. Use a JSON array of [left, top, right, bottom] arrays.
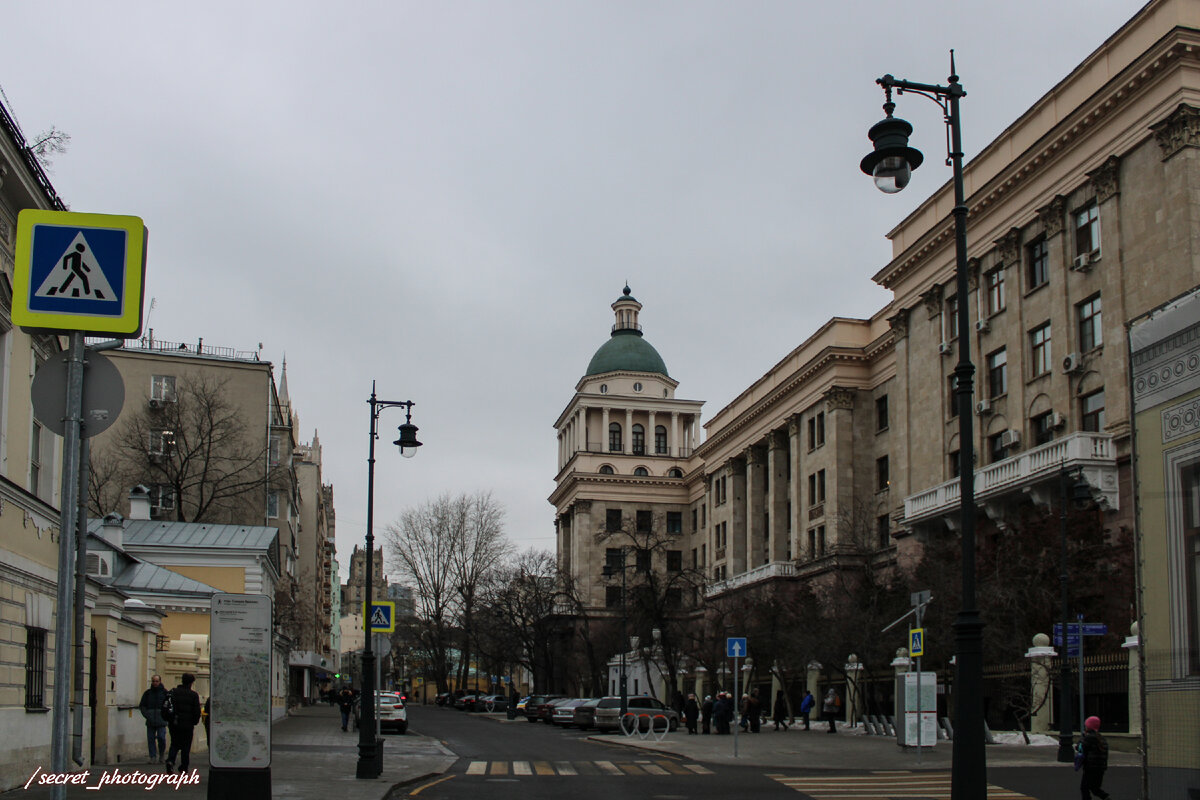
[[1, 1, 1146, 581]]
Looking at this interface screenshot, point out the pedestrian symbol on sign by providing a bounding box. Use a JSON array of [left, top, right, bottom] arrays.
[[370, 607, 389, 627], [35, 233, 117, 302]]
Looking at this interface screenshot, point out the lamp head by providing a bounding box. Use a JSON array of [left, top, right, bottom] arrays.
[[861, 114, 924, 194], [394, 421, 422, 458]]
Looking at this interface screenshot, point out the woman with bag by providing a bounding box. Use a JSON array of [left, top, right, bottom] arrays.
[[1077, 716, 1111, 799]]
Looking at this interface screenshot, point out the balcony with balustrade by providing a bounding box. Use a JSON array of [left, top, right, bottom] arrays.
[[903, 431, 1119, 529], [705, 560, 796, 598]]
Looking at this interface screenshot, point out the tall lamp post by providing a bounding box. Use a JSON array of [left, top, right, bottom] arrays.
[[602, 547, 630, 719], [861, 53, 985, 800], [356, 383, 422, 780]]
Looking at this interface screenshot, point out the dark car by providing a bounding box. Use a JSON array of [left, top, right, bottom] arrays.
[[540, 697, 573, 724], [477, 694, 509, 712], [454, 693, 481, 710], [434, 692, 452, 707], [572, 698, 603, 730], [551, 698, 590, 726], [522, 694, 565, 723], [593, 696, 679, 732]]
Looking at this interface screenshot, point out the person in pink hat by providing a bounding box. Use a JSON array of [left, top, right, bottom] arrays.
[[1078, 715, 1111, 799]]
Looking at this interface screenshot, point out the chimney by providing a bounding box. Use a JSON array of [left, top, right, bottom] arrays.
[[101, 512, 125, 549], [128, 485, 152, 521]]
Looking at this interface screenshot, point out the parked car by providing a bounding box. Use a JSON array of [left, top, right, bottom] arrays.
[[541, 697, 574, 724], [522, 694, 565, 723], [434, 692, 452, 707], [593, 696, 679, 733], [476, 694, 509, 712], [572, 698, 603, 730], [454, 693, 482, 711], [551, 698, 590, 726], [352, 691, 408, 734]]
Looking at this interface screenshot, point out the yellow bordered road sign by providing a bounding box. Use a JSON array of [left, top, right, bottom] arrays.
[[910, 627, 925, 657], [364, 601, 396, 633], [12, 210, 147, 336]]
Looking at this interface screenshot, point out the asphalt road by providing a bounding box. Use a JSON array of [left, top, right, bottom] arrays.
[[402, 705, 1143, 800]]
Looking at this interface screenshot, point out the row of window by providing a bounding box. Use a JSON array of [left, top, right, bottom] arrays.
[[977, 296, 1102, 399], [598, 464, 683, 478], [607, 423, 669, 454], [604, 509, 683, 534]]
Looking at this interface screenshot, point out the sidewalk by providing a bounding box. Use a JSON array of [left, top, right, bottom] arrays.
[[3, 705, 455, 800]]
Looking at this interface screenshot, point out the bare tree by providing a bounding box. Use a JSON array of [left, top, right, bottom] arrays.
[[450, 492, 512, 691], [89, 372, 277, 522]]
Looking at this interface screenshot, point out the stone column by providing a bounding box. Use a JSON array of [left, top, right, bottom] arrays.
[[730, 457, 747, 575], [576, 406, 587, 453], [671, 412, 680, 457], [602, 407, 611, 453], [788, 416, 802, 560], [767, 431, 789, 562], [1122, 622, 1140, 735], [1025, 633, 1056, 734], [648, 410, 657, 455], [625, 409, 633, 455], [745, 448, 766, 568]]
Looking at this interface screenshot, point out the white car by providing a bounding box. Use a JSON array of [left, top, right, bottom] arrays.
[[354, 691, 408, 734]]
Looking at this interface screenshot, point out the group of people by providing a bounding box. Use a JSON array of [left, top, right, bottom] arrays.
[[137, 673, 207, 773], [673, 687, 839, 735]]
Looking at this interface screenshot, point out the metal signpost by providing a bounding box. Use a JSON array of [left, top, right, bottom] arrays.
[[727, 637, 746, 757], [1054, 619, 1107, 736], [13, 209, 146, 800], [884, 591, 934, 761]]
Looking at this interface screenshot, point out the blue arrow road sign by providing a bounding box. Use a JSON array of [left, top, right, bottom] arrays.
[[727, 637, 747, 658], [1054, 622, 1108, 637]]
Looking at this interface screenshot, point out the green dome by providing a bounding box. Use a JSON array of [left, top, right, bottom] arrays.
[[585, 330, 669, 377]]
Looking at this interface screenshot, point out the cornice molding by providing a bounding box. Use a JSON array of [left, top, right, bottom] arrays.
[[1151, 102, 1200, 160]]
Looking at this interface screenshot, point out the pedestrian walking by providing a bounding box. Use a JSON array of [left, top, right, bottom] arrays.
[[822, 687, 841, 733], [163, 673, 201, 773], [748, 689, 762, 733], [738, 693, 751, 731], [799, 690, 815, 730], [683, 693, 700, 734], [714, 692, 733, 734], [701, 694, 713, 734], [1079, 716, 1111, 800], [337, 686, 355, 731], [772, 690, 789, 731], [138, 675, 169, 763]]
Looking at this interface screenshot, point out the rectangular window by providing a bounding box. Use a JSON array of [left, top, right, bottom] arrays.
[[808, 412, 825, 450], [150, 375, 177, 402], [666, 512, 682, 534], [807, 529, 816, 559], [691, 548, 697, 569], [949, 449, 961, 478], [985, 268, 1006, 315], [988, 432, 1008, 464], [149, 428, 175, 456], [876, 395, 889, 432], [606, 509, 622, 532], [1032, 411, 1055, 446], [1078, 295, 1102, 352], [632, 426, 645, 456], [946, 295, 959, 340], [691, 509, 697, 533], [1075, 201, 1101, 258], [636, 510, 652, 533], [665, 588, 682, 608], [609, 424, 622, 453], [1081, 390, 1105, 432], [700, 504, 706, 528], [635, 549, 651, 573], [150, 485, 177, 517], [1030, 322, 1052, 377], [720, 476, 727, 505], [877, 515, 890, 549], [876, 456, 890, 491], [817, 526, 826, 557], [948, 374, 959, 418], [605, 586, 622, 609], [267, 490, 280, 519], [987, 348, 1008, 398], [816, 469, 826, 503], [1027, 237, 1048, 289], [807, 473, 816, 506], [269, 435, 281, 466], [25, 627, 46, 709], [655, 426, 667, 454], [605, 548, 624, 571], [667, 550, 682, 572]]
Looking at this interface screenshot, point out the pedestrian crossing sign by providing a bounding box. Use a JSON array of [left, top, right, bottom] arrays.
[[364, 601, 396, 633], [12, 210, 147, 336], [910, 627, 925, 657]]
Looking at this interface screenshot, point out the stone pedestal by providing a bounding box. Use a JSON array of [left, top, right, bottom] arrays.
[[1025, 633, 1056, 734], [1122, 622, 1141, 736]]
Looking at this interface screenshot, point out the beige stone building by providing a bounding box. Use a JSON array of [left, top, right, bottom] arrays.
[[553, 1, 1200, 790]]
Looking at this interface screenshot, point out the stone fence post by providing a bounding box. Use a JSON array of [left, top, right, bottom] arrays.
[[1025, 633, 1056, 734]]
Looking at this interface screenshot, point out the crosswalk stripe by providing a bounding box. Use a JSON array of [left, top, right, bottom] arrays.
[[770, 771, 1035, 800], [512, 762, 531, 776], [554, 762, 577, 776], [489, 762, 508, 776], [573, 762, 600, 776], [465, 762, 486, 775], [460, 759, 718, 778], [618, 763, 647, 775], [641, 763, 669, 775], [684, 763, 714, 774], [532, 761, 554, 775], [596, 760, 623, 775], [656, 760, 692, 775]]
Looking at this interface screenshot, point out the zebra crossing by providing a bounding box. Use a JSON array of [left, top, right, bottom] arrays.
[[462, 759, 713, 777], [767, 770, 1034, 799]]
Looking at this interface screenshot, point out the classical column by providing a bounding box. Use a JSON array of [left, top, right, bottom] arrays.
[[577, 406, 587, 453], [788, 416, 803, 559], [730, 457, 747, 575], [647, 410, 657, 454], [625, 408, 633, 455], [767, 431, 789, 562], [602, 407, 611, 452], [745, 447, 766, 569], [671, 411, 680, 457]]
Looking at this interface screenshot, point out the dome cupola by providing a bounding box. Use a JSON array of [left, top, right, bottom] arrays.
[[584, 285, 669, 377]]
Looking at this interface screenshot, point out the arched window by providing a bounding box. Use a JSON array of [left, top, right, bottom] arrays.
[[667, 468, 683, 478], [632, 424, 645, 455], [634, 467, 649, 476], [609, 422, 622, 452], [599, 465, 615, 475], [655, 425, 667, 455]]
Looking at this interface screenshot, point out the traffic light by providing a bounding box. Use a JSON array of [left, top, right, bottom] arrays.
[[334, 673, 341, 679]]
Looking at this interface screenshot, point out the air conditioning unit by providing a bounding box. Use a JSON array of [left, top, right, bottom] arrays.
[[976, 399, 992, 415], [1050, 411, 1067, 429], [975, 319, 990, 333], [1000, 429, 1021, 448], [1071, 252, 1092, 272], [1062, 352, 1083, 373], [938, 341, 953, 356], [148, 398, 163, 410]]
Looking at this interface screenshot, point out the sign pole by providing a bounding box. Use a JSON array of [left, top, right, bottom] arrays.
[[49, 332, 84, 800], [1077, 614, 1086, 737], [732, 652, 739, 758]]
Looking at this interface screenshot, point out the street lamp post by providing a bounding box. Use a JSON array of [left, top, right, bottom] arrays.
[[603, 548, 629, 719], [861, 53, 985, 800], [356, 383, 421, 780]]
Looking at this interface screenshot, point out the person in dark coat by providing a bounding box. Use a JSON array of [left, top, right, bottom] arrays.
[[714, 693, 733, 734], [748, 689, 762, 733], [1079, 715, 1111, 799], [822, 688, 840, 733], [700, 695, 713, 734], [164, 673, 202, 773], [683, 693, 700, 734], [138, 675, 169, 763], [772, 690, 790, 731], [337, 687, 355, 731]]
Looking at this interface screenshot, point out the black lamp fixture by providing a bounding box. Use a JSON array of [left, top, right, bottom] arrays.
[[357, 384, 421, 780], [862, 53, 986, 800]]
